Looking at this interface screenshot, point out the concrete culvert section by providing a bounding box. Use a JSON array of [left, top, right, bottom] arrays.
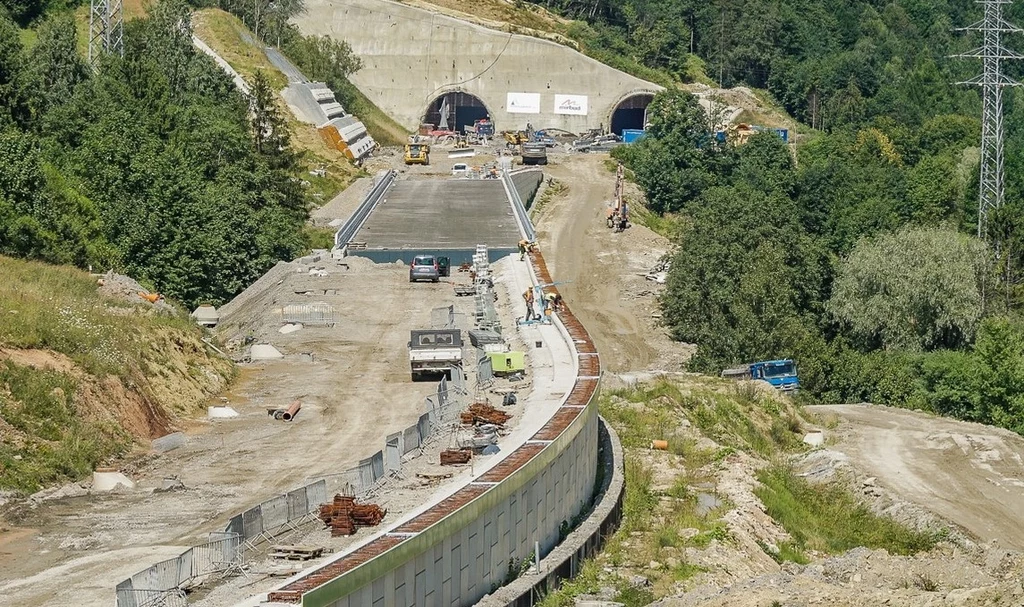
[[424, 91, 491, 132], [610, 92, 655, 137]]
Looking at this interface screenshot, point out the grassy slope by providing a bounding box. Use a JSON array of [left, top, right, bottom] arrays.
[[194, 9, 408, 148], [192, 9, 364, 204], [0, 256, 233, 493], [538, 377, 938, 606]]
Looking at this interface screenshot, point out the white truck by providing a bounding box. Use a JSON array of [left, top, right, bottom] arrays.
[[408, 329, 463, 380]]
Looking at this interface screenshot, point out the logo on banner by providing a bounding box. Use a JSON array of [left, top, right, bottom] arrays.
[[553, 94, 588, 116], [507, 92, 541, 114], [558, 98, 583, 112]]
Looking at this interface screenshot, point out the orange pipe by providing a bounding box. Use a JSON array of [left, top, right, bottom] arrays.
[[282, 400, 302, 421]]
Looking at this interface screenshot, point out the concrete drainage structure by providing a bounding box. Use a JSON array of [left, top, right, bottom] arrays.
[[241, 248, 611, 607]]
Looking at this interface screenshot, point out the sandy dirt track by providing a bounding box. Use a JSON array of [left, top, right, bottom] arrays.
[[810, 404, 1024, 550], [532, 153, 692, 373]]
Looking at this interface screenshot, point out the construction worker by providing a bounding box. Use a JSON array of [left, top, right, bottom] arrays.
[[543, 291, 561, 314], [522, 287, 535, 320], [518, 239, 532, 261]]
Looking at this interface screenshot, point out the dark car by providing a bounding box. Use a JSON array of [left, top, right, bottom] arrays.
[[409, 255, 440, 282]]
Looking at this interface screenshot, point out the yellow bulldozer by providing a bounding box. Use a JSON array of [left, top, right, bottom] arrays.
[[404, 143, 430, 165]]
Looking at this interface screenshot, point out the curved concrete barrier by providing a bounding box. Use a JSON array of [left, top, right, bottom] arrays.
[[477, 416, 625, 606]]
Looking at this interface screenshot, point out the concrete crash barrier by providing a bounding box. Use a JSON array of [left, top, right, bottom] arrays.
[[258, 248, 603, 607], [250, 344, 284, 360], [93, 468, 136, 492], [152, 432, 186, 453]]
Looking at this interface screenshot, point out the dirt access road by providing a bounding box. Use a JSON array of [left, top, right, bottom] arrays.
[[531, 152, 692, 374], [810, 404, 1024, 550]]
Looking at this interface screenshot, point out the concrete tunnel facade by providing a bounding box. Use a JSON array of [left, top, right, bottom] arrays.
[[292, 0, 664, 135]]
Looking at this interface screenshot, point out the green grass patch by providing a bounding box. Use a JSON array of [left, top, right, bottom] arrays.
[[0, 256, 201, 378], [301, 225, 337, 251], [0, 361, 129, 492], [529, 178, 568, 216], [0, 256, 233, 492], [193, 9, 289, 90], [341, 83, 409, 147], [755, 466, 940, 556], [605, 378, 805, 457]]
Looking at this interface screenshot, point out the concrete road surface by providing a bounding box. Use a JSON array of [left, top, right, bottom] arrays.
[[809, 404, 1024, 550]]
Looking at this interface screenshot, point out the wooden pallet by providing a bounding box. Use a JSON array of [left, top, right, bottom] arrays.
[[270, 545, 325, 561]]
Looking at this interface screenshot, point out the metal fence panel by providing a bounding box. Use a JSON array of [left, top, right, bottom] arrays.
[[440, 377, 451, 406], [451, 364, 465, 391], [418, 412, 431, 443], [193, 536, 235, 577], [282, 302, 336, 326], [305, 479, 328, 510], [176, 548, 193, 584], [261, 495, 289, 531], [143, 557, 179, 591], [370, 450, 384, 481], [117, 588, 186, 607], [402, 423, 420, 454], [478, 352, 493, 382], [115, 579, 138, 607], [385, 433, 401, 472], [358, 456, 375, 488], [224, 514, 243, 537], [426, 396, 437, 424], [287, 488, 308, 520], [241, 505, 263, 540]]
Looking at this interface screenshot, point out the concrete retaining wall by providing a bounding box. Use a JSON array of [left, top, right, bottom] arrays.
[[511, 170, 543, 210], [307, 407, 599, 607], [478, 417, 624, 606], [292, 0, 662, 133]]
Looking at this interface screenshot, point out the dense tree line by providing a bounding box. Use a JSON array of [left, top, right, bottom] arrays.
[[530, 0, 987, 128], [600, 0, 1024, 434], [0, 0, 311, 307]]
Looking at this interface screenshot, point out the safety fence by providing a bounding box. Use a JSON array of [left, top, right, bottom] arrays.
[[116, 247, 495, 606], [282, 302, 336, 326], [223, 480, 329, 549], [114, 532, 242, 607]]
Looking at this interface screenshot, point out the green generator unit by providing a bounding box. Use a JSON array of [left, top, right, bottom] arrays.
[[488, 351, 525, 375]]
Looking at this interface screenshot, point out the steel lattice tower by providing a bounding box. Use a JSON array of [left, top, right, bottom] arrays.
[[88, 0, 124, 69], [956, 0, 1023, 239]]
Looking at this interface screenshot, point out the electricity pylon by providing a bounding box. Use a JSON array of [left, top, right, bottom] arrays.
[[88, 0, 124, 70]]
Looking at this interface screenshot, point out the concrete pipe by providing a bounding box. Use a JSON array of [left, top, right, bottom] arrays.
[[282, 400, 302, 421]]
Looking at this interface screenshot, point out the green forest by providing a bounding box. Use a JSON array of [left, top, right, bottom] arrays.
[[0, 0, 368, 308], [538, 0, 1024, 434]]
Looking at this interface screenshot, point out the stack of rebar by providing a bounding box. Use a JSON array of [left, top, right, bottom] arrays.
[[318, 494, 386, 537], [440, 448, 473, 465], [460, 402, 511, 426]]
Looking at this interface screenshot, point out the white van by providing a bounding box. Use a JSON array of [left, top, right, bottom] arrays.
[[451, 163, 469, 177]]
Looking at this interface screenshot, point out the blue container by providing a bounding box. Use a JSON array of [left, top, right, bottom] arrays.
[[622, 129, 645, 144], [772, 128, 789, 143]]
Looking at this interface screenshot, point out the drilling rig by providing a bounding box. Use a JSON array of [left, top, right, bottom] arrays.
[[605, 162, 629, 232]]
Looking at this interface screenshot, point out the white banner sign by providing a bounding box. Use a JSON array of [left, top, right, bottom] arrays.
[[554, 94, 589, 116], [507, 92, 541, 114]]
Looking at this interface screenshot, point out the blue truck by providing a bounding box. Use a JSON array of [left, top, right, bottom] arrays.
[[721, 359, 799, 392]]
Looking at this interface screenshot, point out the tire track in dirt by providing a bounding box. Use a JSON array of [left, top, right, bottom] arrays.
[[533, 154, 659, 372]]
